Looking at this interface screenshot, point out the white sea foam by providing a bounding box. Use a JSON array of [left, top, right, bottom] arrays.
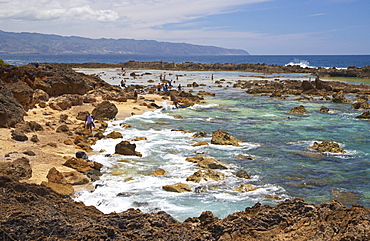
[[188, 103, 219, 110], [285, 59, 315, 68]]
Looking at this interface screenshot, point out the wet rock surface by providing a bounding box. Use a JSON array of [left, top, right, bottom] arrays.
[[0, 177, 369, 240]]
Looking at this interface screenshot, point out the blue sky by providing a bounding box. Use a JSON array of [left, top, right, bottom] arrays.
[[0, 0, 369, 54]]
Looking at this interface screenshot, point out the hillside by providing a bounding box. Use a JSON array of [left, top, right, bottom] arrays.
[[0, 30, 249, 56]]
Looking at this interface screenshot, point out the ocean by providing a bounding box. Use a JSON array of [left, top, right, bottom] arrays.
[[1, 54, 370, 68], [3, 54, 370, 221], [72, 67, 369, 222]]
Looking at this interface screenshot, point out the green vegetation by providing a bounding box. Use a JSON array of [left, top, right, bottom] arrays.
[[0, 59, 8, 65], [323, 76, 370, 84]]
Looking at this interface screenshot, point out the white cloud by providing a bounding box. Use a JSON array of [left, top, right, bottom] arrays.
[[309, 13, 325, 17], [0, 0, 119, 22]]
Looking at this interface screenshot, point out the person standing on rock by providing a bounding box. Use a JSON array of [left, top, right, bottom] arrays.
[[85, 113, 95, 132]]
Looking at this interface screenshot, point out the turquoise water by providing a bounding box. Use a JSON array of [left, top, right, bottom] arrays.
[[75, 69, 370, 221]]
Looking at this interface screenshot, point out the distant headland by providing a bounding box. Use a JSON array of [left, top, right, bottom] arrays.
[[0, 30, 249, 56]]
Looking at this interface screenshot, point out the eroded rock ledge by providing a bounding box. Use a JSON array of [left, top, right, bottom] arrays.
[[0, 176, 369, 240]]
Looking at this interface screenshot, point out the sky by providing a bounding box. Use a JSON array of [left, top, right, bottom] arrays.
[[0, 0, 369, 55]]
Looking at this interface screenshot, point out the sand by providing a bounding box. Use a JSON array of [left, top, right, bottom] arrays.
[[0, 93, 165, 189]]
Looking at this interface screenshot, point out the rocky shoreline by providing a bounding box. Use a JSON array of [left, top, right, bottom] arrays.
[[65, 61, 370, 78], [1, 62, 370, 240]]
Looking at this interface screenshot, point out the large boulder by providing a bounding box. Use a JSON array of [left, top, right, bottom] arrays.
[[115, 141, 141, 156], [92, 101, 118, 120], [211, 130, 241, 146], [106, 131, 123, 139], [0, 157, 32, 180]]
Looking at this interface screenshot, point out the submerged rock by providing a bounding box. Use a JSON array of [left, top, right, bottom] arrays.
[[289, 105, 307, 114], [309, 141, 346, 154], [320, 106, 330, 113], [356, 111, 370, 119], [234, 184, 258, 193], [186, 169, 226, 183]]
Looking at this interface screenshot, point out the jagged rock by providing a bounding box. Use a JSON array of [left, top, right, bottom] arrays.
[[62, 171, 90, 185], [92, 100, 118, 120], [0, 157, 32, 180], [211, 129, 241, 146], [186, 169, 226, 183], [309, 141, 346, 153], [106, 131, 123, 139], [289, 105, 307, 114], [49, 94, 84, 110], [301, 80, 315, 91], [115, 141, 141, 156], [47, 167, 66, 184], [0, 176, 370, 240], [332, 92, 351, 103], [63, 157, 102, 174], [233, 170, 251, 179], [33, 89, 49, 102], [74, 127, 92, 136], [151, 168, 166, 176], [94, 132, 105, 140], [352, 101, 370, 110], [234, 184, 258, 192], [193, 131, 209, 138], [197, 158, 230, 170], [0, 85, 25, 128], [320, 106, 330, 113], [76, 111, 90, 121], [11, 131, 28, 141], [356, 111, 370, 119], [162, 183, 191, 193]]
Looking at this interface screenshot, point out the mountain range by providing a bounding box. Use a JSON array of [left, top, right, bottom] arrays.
[[0, 30, 249, 56]]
